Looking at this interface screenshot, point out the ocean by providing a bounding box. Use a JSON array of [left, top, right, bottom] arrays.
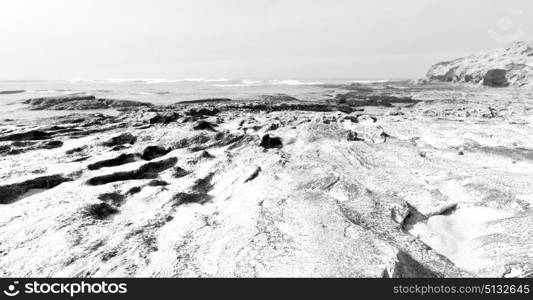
[[0, 78, 389, 120]]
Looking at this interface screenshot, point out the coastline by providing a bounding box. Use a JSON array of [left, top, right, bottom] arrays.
[[1, 80, 532, 277]]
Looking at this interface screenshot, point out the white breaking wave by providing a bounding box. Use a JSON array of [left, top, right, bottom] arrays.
[[103, 78, 173, 84], [25, 89, 89, 95], [213, 79, 263, 87], [350, 79, 391, 83], [100, 78, 325, 86], [64, 78, 234, 84], [179, 78, 232, 83], [267, 79, 324, 85], [110, 78, 233, 84], [214, 79, 326, 88], [60, 78, 390, 86]]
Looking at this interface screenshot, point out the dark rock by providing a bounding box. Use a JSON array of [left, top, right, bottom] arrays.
[[172, 134, 211, 149], [222, 101, 340, 113], [0, 130, 51, 141], [141, 146, 171, 161], [0, 174, 72, 204], [249, 94, 300, 103], [66, 146, 87, 155], [259, 134, 282, 149], [336, 105, 353, 114], [176, 98, 232, 104], [172, 167, 190, 178], [191, 173, 215, 193], [101, 133, 136, 147], [0, 144, 11, 155], [267, 123, 280, 131], [355, 114, 378, 123], [334, 93, 420, 107], [101, 250, 118, 262], [186, 133, 246, 153], [185, 107, 220, 117], [0, 90, 25, 95], [0, 139, 63, 155], [23, 95, 96, 108], [199, 151, 214, 159], [84, 203, 119, 219], [227, 134, 259, 150], [244, 167, 261, 183], [98, 99, 153, 109], [86, 157, 177, 186], [380, 131, 391, 142], [172, 192, 212, 207], [383, 250, 439, 278], [147, 179, 169, 186], [88, 153, 137, 170], [192, 120, 217, 131], [149, 112, 181, 124], [23, 95, 153, 110], [97, 192, 125, 206], [347, 131, 362, 141], [126, 186, 142, 195]]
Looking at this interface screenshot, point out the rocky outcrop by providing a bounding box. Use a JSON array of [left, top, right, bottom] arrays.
[[0, 90, 25, 95], [0, 140, 63, 155], [259, 134, 282, 149], [88, 153, 137, 170], [149, 112, 181, 124], [23, 95, 153, 110], [177, 98, 232, 104], [248, 93, 300, 103], [0, 175, 72, 204], [101, 133, 137, 147], [0, 130, 52, 141], [86, 157, 177, 185], [427, 41, 533, 87], [140, 146, 171, 161]]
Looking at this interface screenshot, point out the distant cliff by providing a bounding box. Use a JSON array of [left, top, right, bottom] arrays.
[[427, 41, 533, 87]]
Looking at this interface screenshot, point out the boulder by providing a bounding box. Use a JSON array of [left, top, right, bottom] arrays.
[[259, 134, 283, 149], [141, 145, 171, 161], [149, 112, 181, 124], [192, 120, 217, 131], [101, 133, 136, 147]]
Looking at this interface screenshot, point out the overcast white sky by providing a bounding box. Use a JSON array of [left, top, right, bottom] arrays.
[[0, 0, 531, 80]]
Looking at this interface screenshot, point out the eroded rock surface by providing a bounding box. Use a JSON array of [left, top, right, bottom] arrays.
[[0, 86, 532, 278]]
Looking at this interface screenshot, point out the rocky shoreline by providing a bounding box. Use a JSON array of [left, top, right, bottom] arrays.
[[427, 41, 533, 88], [0, 80, 532, 277]]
